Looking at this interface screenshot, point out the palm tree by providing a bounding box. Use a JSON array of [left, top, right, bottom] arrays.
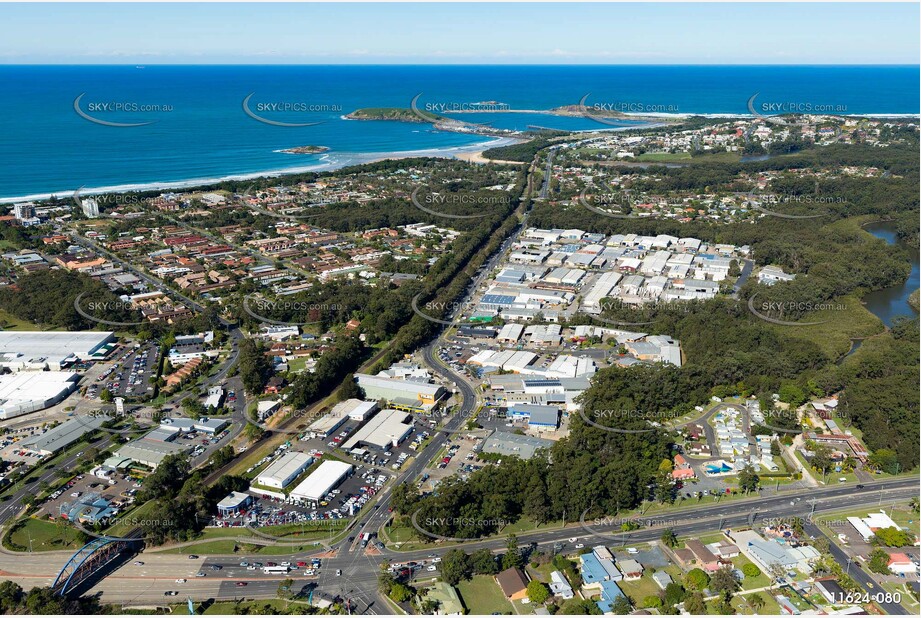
[[749, 593, 766, 613]]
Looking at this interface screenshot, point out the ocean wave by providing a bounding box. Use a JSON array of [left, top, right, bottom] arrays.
[[0, 137, 521, 204]]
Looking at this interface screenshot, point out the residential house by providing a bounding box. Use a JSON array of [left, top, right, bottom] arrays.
[[672, 454, 696, 480], [651, 571, 672, 590], [684, 539, 723, 572], [618, 558, 643, 580], [495, 567, 529, 601], [549, 571, 574, 599]]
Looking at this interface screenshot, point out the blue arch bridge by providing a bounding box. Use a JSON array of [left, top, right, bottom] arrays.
[[51, 537, 139, 597]]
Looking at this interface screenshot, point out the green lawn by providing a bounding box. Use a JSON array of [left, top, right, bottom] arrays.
[[194, 599, 304, 614], [456, 575, 514, 615], [286, 357, 311, 374], [730, 555, 772, 590], [0, 309, 53, 331], [636, 152, 692, 162], [104, 499, 158, 538], [6, 517, 85, 552], [156, 537, 323, 556], [732, 591, 781, 615], [618, 575, 664, 605], [526, 561, 555, 583]]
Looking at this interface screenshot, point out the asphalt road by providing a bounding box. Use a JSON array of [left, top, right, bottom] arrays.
[[4, 479, 901, 605], [0, 434, 116, 525], [805, 522, 907, 615]]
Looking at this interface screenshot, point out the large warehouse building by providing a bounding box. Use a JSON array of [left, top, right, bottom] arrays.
[[0, 331, 116, 371], [341, 409, 413, 451], [330, 398, 379, 422], [256, 451, 315, 490], [354, 373, 445, 412], [116, 426, 191, 468], [290, 460, 353, 503], [20, 414, 111, 455], [0, 372, 81, 420]]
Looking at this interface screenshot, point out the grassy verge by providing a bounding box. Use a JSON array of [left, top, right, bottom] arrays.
[[5, 516, 85, 552], [456, 575, 514, 615]]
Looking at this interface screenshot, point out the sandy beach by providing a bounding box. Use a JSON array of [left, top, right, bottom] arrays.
[[454, 150, 526, 165]]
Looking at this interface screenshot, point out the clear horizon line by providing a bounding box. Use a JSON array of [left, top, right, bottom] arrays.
[[2, 61, 919, 67]]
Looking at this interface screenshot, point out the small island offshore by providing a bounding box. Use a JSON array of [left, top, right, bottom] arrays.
[[278, 145, 330, 154]]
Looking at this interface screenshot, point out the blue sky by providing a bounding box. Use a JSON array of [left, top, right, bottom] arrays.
[[1, 2, 918, 64]]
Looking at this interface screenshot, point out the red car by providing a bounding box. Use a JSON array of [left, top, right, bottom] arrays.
[[296, 561, 307, 567]]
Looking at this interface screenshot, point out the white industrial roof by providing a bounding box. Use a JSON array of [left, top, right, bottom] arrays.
[[342, 409, 412, 450], [290, 460, 353, 502], [330, 398, 378, 421], [0, 331, 114, 366], [257, 451, 314, 487], [0, 371, 81, 419]]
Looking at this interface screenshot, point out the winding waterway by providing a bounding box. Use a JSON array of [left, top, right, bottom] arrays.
[[861, 221, 920, 327]]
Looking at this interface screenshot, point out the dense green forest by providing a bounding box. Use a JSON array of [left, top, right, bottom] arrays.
[[0, 269, 138, 330], [0, 269, 221, 337], [482, 137, 552, 162]]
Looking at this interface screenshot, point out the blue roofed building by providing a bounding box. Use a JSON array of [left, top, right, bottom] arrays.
[[507, 403, 560, 430], [479, 294, 518, 312], [595, 580, 627, 614], [579, 549, 622, 587]]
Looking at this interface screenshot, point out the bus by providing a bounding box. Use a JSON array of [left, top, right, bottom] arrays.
[[263, 566, 290, 575]]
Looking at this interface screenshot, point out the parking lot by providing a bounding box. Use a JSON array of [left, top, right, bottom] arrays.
[[36, 469, 141, 519], [222, 439, 399, 531], [420, 433, 486, 489], [89, 342, 160, 401]]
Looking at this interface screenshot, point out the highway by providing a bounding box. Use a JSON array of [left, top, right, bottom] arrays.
[[0, 433, 116, 525], [1, 479, 913, 607]]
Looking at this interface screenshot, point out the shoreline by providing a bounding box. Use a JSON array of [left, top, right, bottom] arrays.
[[0, 137, 525, 204], [4, 110, 917, 204]]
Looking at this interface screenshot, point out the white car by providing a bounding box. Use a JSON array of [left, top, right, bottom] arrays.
[[280, 562, 290, 567], [627, 547, 639, 554], [568, 537, 578, 543], [426, 565, 437, 572], [575, 543, 585, 549], [175, 578, 186, 583]]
